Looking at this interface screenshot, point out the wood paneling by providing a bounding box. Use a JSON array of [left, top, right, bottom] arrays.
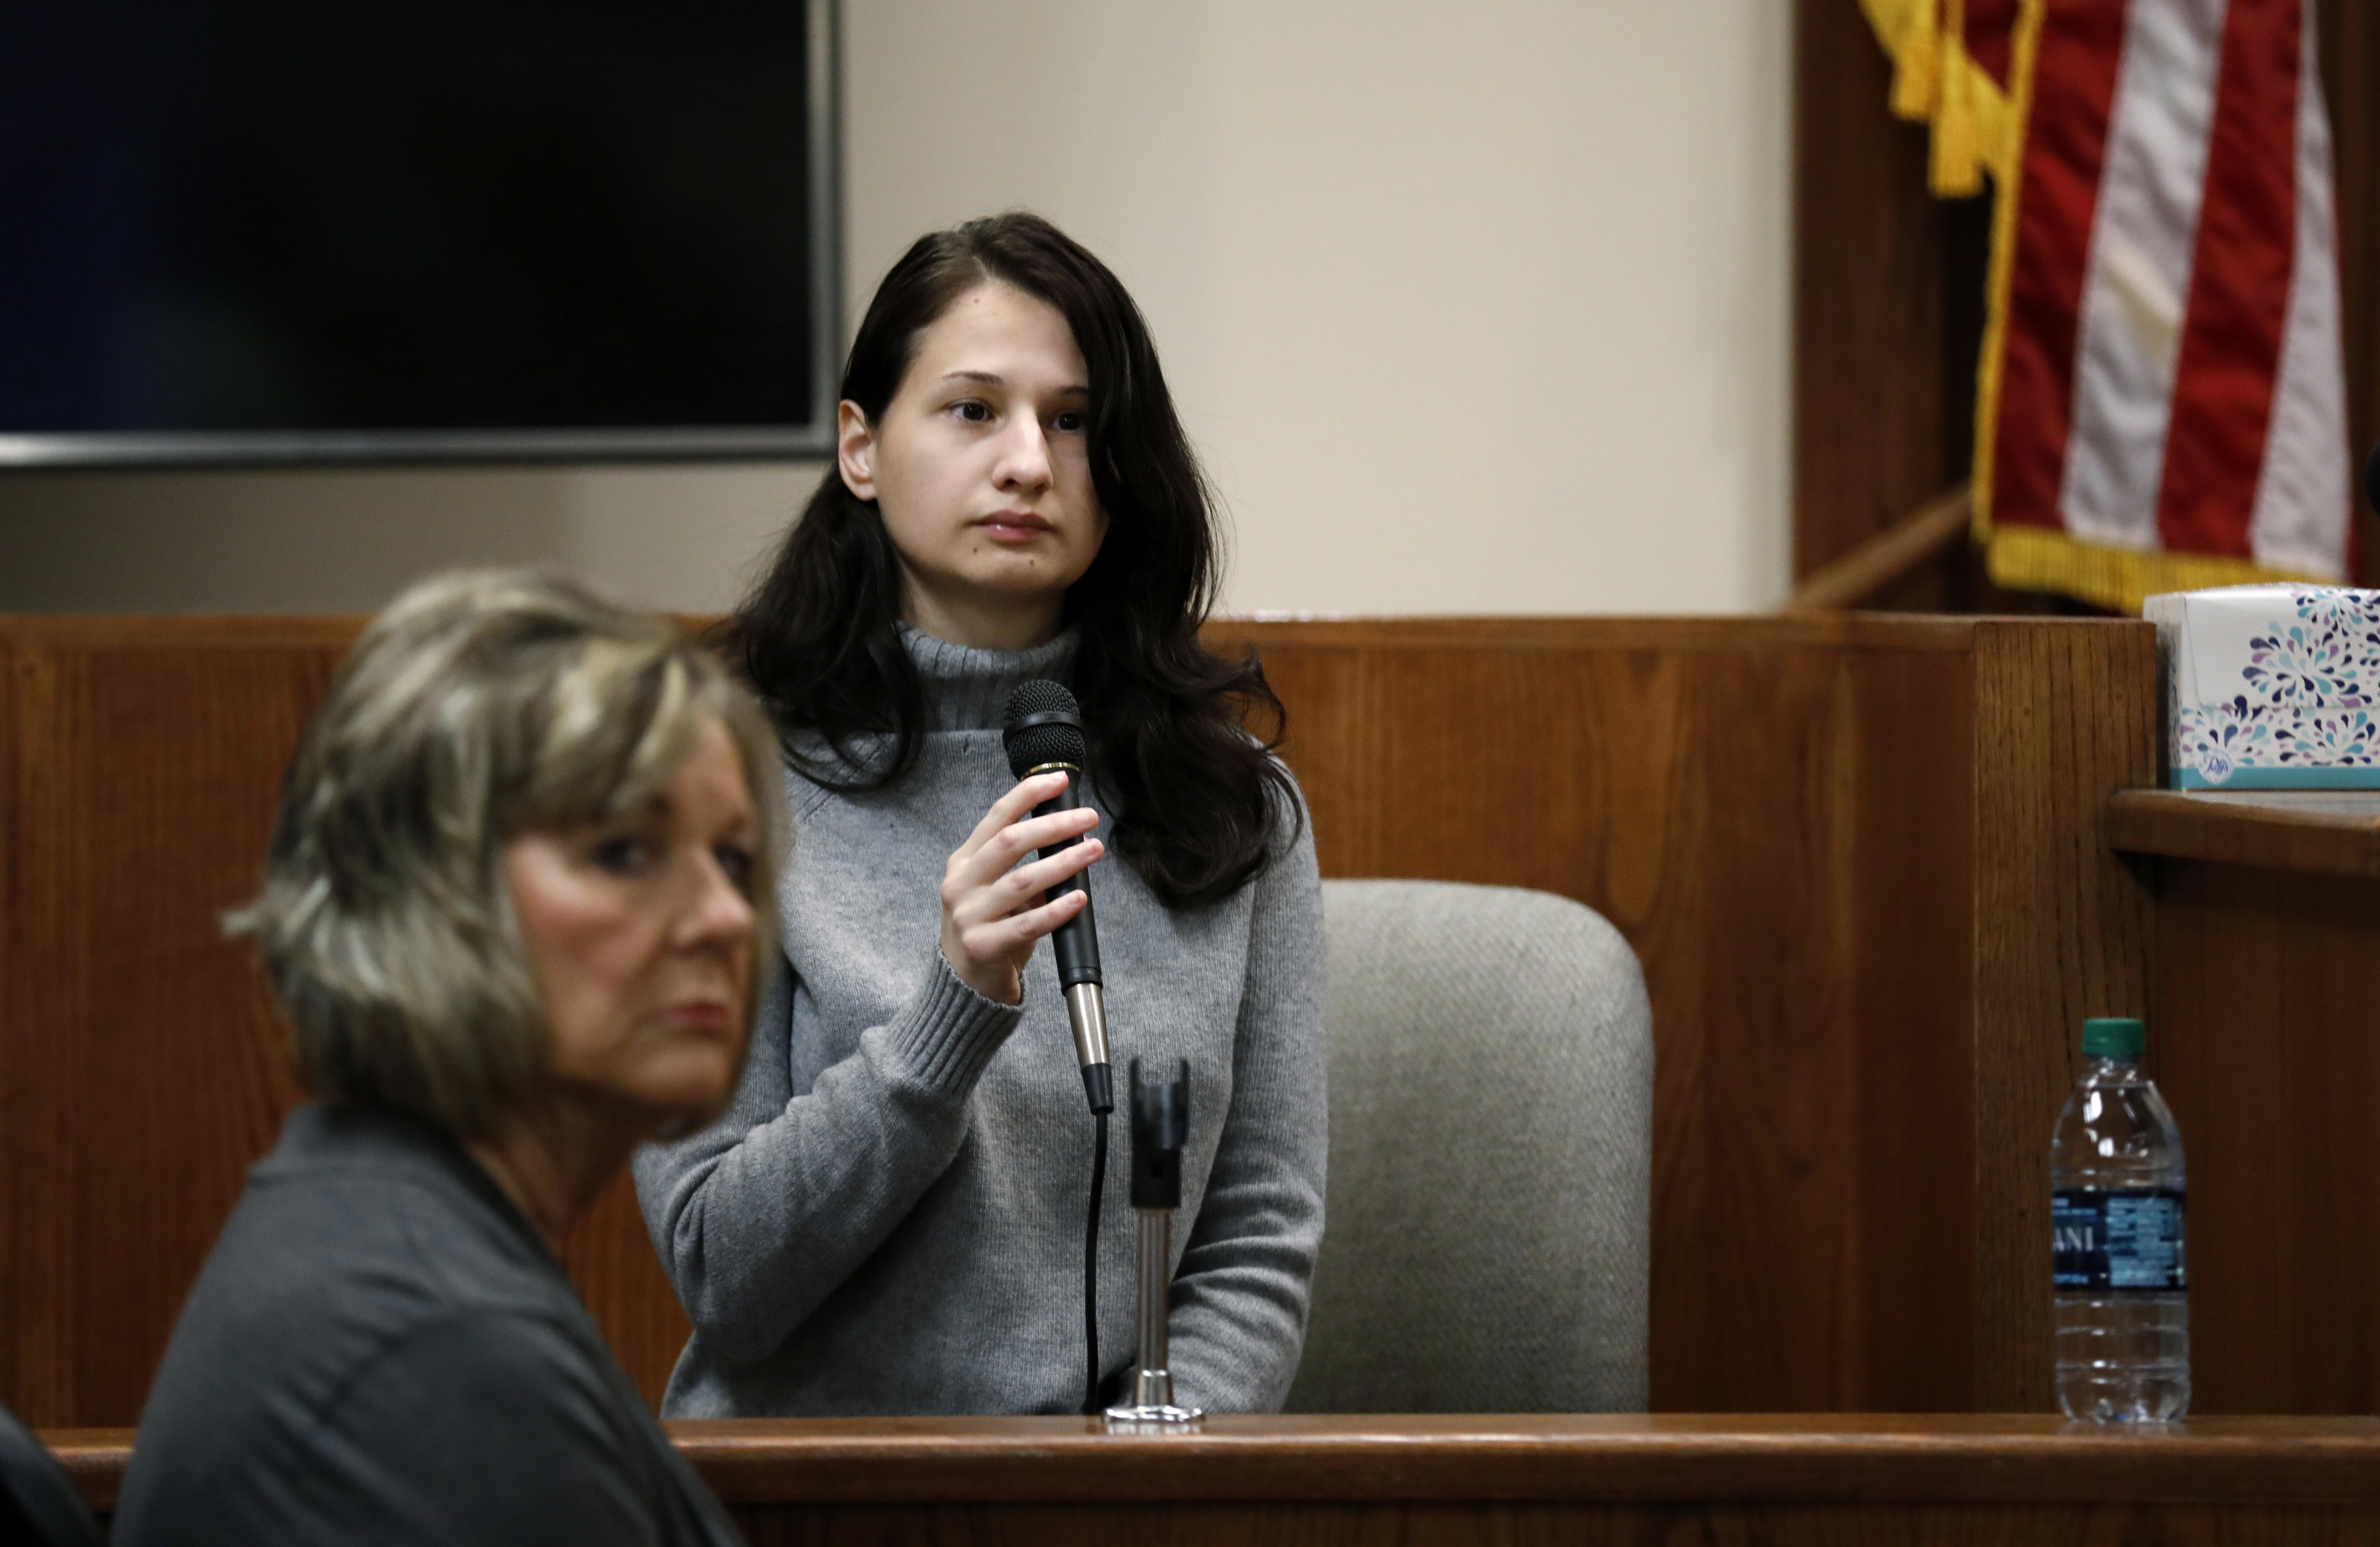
[[1793, 0, 2014, 612], [1969, 623, 2158, 1411], [559, 1176, 694, 1409], [0, 621, 337, 1429], [733, 1502, 2374, 1545], [48, 1415, 2380, 1543], [1792, 0, 1965, 582], [2108, 792, 2380, 1415], [2319, 0, 2380, 586], [3, 613, 2155, 1425], [2147, 863, 2380, 1415]]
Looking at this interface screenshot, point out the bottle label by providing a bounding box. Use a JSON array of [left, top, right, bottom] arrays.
[[2052, 1187, 2186, 1292]]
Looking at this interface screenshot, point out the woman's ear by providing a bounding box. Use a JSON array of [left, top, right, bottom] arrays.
[[837, 401, 878, 501]]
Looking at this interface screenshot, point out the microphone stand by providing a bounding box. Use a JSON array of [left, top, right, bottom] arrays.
[[1106, 1059, 1203, 1431]]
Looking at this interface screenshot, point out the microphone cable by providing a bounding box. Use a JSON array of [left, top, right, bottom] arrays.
[[1082, 1112, 1108, 1415]]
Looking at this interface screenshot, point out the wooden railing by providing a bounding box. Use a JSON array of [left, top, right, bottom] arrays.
[[44, 1415, 2380, 1541]]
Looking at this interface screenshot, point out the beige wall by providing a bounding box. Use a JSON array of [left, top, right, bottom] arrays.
[[0, 2, 1790, 616]]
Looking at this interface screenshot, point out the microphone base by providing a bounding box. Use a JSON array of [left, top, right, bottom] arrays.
[[1107, 1242, 1201, 1431], [1102, 1402, 1204, 1432]]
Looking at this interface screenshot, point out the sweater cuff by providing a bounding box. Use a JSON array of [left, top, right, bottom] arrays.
[[882, 952, 1023, 1098]]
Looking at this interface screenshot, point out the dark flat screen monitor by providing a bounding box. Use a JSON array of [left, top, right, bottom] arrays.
[[0, 0, 838, 466]]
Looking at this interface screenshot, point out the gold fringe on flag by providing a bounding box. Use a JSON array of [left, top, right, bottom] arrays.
[[1983, 525, 2320, 613], [1858, 0, 2017, 196]]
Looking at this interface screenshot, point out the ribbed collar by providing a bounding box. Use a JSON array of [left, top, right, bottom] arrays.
[[901, 624, 1079, 732]]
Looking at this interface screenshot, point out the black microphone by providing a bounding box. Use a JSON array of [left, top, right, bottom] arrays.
[[1001, 680, 1113, 1115]]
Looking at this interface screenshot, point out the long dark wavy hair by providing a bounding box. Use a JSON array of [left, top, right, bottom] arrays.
[[730, 212, 1297, 909]]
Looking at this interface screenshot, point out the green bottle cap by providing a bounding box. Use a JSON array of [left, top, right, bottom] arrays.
[[2082, 1017, 2145, 1058]]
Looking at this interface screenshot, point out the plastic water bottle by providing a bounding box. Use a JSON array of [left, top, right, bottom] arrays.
[[2052, 1016, 2188, 1421]]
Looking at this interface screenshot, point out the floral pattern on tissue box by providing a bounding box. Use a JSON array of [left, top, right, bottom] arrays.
[[2159, 587, 2380, 788]]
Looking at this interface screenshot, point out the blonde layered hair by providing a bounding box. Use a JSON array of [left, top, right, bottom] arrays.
[[231, 570, 785, 1137]]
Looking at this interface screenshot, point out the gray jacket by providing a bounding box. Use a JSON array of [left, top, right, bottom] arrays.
[[119, 1105, 739, 1547]]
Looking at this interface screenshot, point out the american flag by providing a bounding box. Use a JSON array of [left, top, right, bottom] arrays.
[[1866, 0, 2353, 611]]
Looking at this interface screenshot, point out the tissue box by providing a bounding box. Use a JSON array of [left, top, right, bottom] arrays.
[[2145, 585, 2380, 789]]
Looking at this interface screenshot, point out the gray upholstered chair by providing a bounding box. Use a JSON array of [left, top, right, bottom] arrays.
[[1284, 879, 1652, 1413]]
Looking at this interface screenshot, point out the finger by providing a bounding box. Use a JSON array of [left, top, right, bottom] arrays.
[[999, 837, 1105, 901], [955, 805, 1099, 891], [1001, 806, 1102, 860], [951, 839, 1105, 932], [963, 888, 1089, 958], [957, 772, 1070, 859], [958, 772, 1066, 857]]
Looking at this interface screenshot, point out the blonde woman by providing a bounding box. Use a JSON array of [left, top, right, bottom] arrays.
[[116, 572, 782, 1547]]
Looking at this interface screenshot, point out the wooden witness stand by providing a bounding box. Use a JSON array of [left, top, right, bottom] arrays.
[[13, 609, 2370, 1537], [38, 1415, 2380, 1541], [0, 611, 2152, 1425]]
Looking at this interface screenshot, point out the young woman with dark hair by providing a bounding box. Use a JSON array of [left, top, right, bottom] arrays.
[[633, 213, 1326, 1417]]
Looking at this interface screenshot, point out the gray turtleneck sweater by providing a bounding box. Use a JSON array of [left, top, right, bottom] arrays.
[[632, 628, 1327, 1416]]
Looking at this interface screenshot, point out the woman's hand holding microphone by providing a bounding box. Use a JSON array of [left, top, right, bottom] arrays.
[[939, 772, 1103, 1005]]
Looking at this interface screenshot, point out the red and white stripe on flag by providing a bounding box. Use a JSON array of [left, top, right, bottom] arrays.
[[1975, 0, 2353, 611]]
